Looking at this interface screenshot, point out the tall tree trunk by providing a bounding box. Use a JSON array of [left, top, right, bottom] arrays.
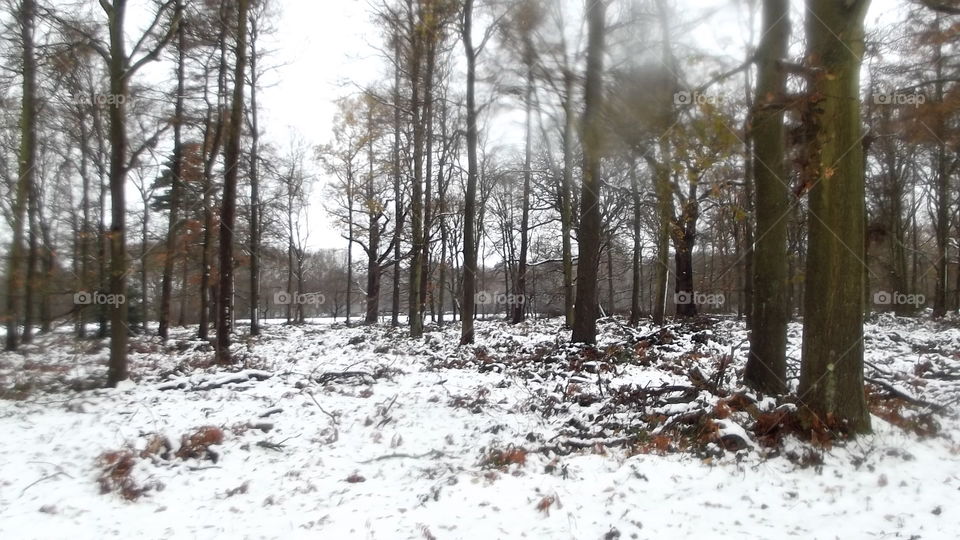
[[672, 188, 699, 319], [799, 0, 871, 433], [513, 40, 534, 324], [249, 12, 262, 336], [408, 8, 425, 339], [23, 184, 37, 343], [606, 237, 615, 315], [630, 159, 643, 325], [216, 0, 250, 364], [391, 34, 403, 328], [365, 101, 381, 324], [347, 170, 354, 327], [4, 0, 36, 351], [420, 37, 436, 326], [460, 0, 479, 345], [652, 0, 677, 326], [106, 0, 131, 386], [140, 194, 149, 331], [571, 0, 606, 344], [200, 9, 229, 340], [159, 0, 185, 340], [96, 127, 108, 340], [78, 113, 92, 338], [932, 25, 949, 318], [560, 70, 576, 328], [178, 248, 187, 326], [744, 0, 790, 395]]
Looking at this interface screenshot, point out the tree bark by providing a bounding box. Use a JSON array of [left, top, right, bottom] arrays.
[[799, 0, 871, 433], [744, 0, 790, 395], [407, 4, 425, 338], [106, 0, 131, 386], [200, 6, 229, 340], [630, 160, 643, 325], [158, 0, 185, 341], [560, 70, 576, 328], [248, 10, 262, 336], [460, 0, 479, 345], [571, 0, 606, 344], [513, 38, 534, 325], [4, 0, 37, 351], [215, 0, 250, 364], [391, 33, 403, 328]]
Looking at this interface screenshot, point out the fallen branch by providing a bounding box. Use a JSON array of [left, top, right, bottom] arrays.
[[358, 450, 447, 464], [314, 371, 374, 385], [865, 376, 948, 413], [534, 436, 636, 457]]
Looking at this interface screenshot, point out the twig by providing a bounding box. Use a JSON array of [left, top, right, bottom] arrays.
[[19, 471, 72, 498], [306, 391, 340, 443]]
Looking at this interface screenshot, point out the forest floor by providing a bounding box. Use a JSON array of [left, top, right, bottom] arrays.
[[1, 314, 959, 539]]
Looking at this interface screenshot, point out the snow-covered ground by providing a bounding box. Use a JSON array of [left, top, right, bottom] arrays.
[[1, 316, 958, 539]]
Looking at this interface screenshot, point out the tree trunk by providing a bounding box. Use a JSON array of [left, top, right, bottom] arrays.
[[215, 0, 250, 364], [560, 70, 576, 328], [744, 0, 790, 395], [4, 0, 37, 351], [200, 8, 229, 341], [78, 112, 91, 338], [513, 40, 534, 324], [140, 191, 149, 331], [460, 0, 479, 345], [347, 169, 354, 326], [799, 0, 871, 433], [23, 181, 37, 343], [932, 28, 949, 318], [408, 8, 425, 339], [392, 34, 403, 328], [571, 0, 606, 344], [159, 0, 185, 340], [420, 37, 436, 327], [365, 101, 381, 324], [630, 159, 643, 325], [106, 0, 131, 386], [249, 12, 262, 336]]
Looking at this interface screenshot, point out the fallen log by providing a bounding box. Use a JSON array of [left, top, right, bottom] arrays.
[[157, 369, 272, 391]]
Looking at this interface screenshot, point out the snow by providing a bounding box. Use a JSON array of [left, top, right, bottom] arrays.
[[1, 316, 958, 539]]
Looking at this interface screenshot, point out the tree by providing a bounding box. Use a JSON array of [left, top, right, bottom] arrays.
[[4, 0, 37, 351], [570, 0, 606, 344], [798, 0, 872, 433], [216, 0, 251, 364], [502, 0, 543, 324], [158, 0, 186, 341], [99, 0, 179, 385], [744, 0, 790, 395], [460, 0, 479, 344]]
